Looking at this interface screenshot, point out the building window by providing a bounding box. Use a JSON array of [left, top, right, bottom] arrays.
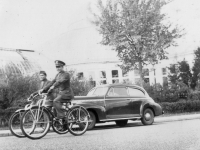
[[112, 70, 118, 78], [169, 64, 178, 73], [162, 68, 167, 75], [112, 79, 119, 84], [123, 79, 129, 83], [143, 69, 149, 76], [77, 72, 84, 80], [163, 77, 168, 86], [122, 70, 128, 77], [144, 78, 149, 83], [100, 71, 106, 78], [100, 80, 107, 85]]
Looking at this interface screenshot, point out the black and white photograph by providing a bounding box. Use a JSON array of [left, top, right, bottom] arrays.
[[0, 0, 200, 149]]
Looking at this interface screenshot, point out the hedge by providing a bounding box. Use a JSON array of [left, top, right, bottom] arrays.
[[160, 100, 200, 114]]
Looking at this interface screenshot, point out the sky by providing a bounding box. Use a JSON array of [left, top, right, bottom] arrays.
[[0, 0, 200, 72], [0, 0, 91, 50]]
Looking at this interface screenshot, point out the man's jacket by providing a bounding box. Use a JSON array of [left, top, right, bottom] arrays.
[[33, 79, 51, 95], [43, 70, 74, 100], [32, 79, 54, 102]]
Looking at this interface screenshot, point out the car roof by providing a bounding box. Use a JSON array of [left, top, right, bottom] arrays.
[[95, 83, 144, 90], [89, 83, 149, 96]]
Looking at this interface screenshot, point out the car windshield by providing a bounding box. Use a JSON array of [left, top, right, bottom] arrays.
[[87, 87, 108, 96]]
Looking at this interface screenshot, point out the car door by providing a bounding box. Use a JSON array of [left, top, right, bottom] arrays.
[[105, 86, 135, 119], [127, 87, 146, 116]]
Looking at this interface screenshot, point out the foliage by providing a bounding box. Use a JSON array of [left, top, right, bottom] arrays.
[[188, 90, 200, 101], [160, 100, 200, 113], [143, 83, 177, 102], [143, 81, 192, 102], [91, 0, 182, 84], [69, 70, 95, 96], [168, 60, 192, 88], [178, 60, 192, 86], [168, 64, 179, 84], [0, 74, 39, 110], [191, 47, 200, 89], [0, 107, 20, 126]]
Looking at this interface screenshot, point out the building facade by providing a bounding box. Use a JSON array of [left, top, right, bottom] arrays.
[[66, 52, 194, 86]]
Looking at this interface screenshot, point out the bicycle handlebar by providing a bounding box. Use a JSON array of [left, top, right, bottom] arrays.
[[27, 94, 38, 102]]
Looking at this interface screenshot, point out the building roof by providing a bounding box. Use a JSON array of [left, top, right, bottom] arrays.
[[0, 48, 41, 76]]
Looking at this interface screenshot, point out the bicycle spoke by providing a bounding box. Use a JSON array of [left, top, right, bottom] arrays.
[[9, 112, 25, 138], [21, 107, 50, 139], [67, 107, 89, 136]]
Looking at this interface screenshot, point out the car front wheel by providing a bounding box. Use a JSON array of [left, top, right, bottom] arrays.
[[88, 111, 96, 130], [115, 120, 128, 127], [141, 108, 154, 125]]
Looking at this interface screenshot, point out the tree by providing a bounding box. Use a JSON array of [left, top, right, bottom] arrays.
[[91, 0, 183, 85], [191, 47, 200, 90], [168, 64, 179, 85], [168, 60, 192, 87], [178, 60, 191, 87]]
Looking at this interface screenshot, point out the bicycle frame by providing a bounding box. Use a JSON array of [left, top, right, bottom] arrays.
[[27, 93, 55, 123]]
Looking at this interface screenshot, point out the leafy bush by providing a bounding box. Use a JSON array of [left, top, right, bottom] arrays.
[[188, 91, 200, 101], [0, 74, 39, 126], [143, 83, 179, 103], [0, 73, 39, 110], [160, 100, 200, 113], [69, 70, 95, 96]]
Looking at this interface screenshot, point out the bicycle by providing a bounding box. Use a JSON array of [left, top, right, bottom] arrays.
[[8, 94, 38, 138], [20, 92, 90, 140]]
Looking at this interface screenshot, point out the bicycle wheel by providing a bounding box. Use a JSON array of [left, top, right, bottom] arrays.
[[67, 106, 89, 136], [52, 118, 68, 134], [9, 111, 25, 138], [20, 107, 50, 140]]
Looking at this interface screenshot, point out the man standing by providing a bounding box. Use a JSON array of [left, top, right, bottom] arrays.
[[40, 60, 74, 119]]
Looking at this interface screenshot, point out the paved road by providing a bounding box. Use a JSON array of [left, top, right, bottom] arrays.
[[1, 119, 200, 150]]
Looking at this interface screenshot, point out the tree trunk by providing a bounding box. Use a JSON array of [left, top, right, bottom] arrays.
[[138, 61, 144, 87]]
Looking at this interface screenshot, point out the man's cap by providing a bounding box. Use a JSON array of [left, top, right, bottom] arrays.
[[39, 71, 47, 76], [55, 60, 65, 67]]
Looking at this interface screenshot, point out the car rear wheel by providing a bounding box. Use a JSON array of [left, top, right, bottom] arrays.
[[115, 120, 128, 127], [88, 111, 96, 130], [141, 108, 154, 125]]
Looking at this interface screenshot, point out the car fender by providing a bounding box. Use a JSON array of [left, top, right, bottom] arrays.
[[74, 103, 107, 121], [140, 101, 163, 116]]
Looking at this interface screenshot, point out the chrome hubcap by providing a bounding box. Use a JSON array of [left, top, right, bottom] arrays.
[[145, 113, 151, 121]]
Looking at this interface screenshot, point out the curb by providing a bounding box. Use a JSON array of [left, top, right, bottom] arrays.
[[155, 114, 200, 123], [1, 114, 200, 137], [0, 132, 11, 137]]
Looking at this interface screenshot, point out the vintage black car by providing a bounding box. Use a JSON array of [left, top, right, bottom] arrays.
[[73, 84, 163, 130]]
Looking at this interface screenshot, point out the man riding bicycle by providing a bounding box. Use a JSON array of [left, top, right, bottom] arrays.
[[30, 71, 54, 104], [39, 60, 74, 119]]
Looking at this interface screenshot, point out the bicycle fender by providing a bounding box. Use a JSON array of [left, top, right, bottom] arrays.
[[15, 109, 25, 113], [24, 105, 38, 110]]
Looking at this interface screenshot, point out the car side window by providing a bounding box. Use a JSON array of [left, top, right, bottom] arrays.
[[107, 88, 115, 96], [128, 88, 145, 97], [107, 87, 128, 96]]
